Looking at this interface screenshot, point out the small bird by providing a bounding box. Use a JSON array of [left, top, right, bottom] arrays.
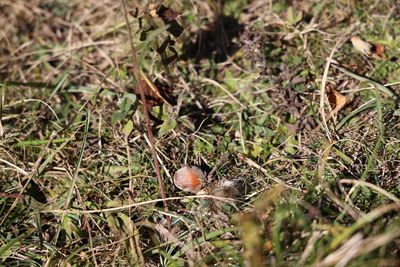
[[350, 35, 387, 60], [173, 166, 206, 193], [210, 179, 243, 199], [350, 35, 373, 57]]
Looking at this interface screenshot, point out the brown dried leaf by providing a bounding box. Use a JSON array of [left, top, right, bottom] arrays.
[[134, 78, 174, 108], [157, 5, 182, 22], [148, 5, 183, 38], [148, 3, 158, 18], [285, 123, 299, 134], [327, 89, 351, 114]]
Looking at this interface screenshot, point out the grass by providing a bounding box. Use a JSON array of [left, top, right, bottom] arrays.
[[0, 0, 400, 266]]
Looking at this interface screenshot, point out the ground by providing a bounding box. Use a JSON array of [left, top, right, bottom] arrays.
[[0, 0, 400, 266]]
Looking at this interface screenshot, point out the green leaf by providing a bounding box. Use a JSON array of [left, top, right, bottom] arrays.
[[336, 101, 376, 130], [111, 111, 126, 125], [284, 135, 298, 155], [287, 7, 295, 25], [123, 93, 137, 102], [178, 117, 195, 131], [295, 11, 302, 24], [151, 105, 168, 120], [118, 213, 135, 236], [286, 6, 302, 25], [0, 228, 35, 262], [122, 120, 134, 136], [251, 144, 263, 157], [137, 24, 170, 65], [120, 98, 131, 113], [333, 147, 354, 164], [159, 118, 176, 137], [106, 214, 120, 236]]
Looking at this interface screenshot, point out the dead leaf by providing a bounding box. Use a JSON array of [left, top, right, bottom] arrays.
[[146, 4, 183, 38], [311, 89, 352, 132], [285, 123, 299, 134], [134, 78, 174, 108], [157, 5, 182, 22], [327, 89, 351, 114], [155, 5, 183, 38], [148, 3, 158, 18]]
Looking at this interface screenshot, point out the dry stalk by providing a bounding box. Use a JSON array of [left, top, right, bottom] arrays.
[[120, 0, 170, 228]]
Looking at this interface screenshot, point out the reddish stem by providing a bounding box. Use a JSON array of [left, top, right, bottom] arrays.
[[121, 0, 170, 228]]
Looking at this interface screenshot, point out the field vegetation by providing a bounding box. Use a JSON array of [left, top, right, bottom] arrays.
[[0, 0, 400, 266]]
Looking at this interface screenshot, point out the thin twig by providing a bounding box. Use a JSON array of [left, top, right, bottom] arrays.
[[120, 0, 169, 226], [0, 85, 4, 137], [0, 159, 28, 175], [42, 194, 236, 214], [202, 78, 245, 107], [339, 179, 400, 204]]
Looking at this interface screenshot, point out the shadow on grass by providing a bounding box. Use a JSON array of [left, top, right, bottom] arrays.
[[181, 15, 244, 63]]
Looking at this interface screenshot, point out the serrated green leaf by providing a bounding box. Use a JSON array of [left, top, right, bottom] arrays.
[[106, 214, 120, 235], [159, 118, 177, 137]]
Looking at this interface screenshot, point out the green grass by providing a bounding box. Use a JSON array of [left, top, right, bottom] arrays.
[[0, 0, 400, 266]]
